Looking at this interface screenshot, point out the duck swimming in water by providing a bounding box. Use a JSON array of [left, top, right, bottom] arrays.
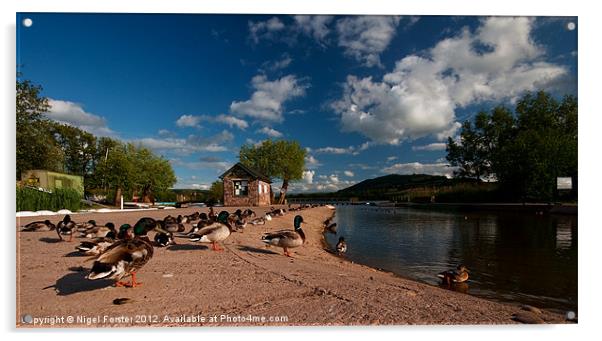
[[437, 264, 470, 286], [261, 215, 306, 257]]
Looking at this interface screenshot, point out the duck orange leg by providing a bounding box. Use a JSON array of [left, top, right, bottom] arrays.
[[130, 272, 143, 287], [283, 247, 292, 257]]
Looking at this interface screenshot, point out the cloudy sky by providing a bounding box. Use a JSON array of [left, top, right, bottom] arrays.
[[16, 14, 577, 192]]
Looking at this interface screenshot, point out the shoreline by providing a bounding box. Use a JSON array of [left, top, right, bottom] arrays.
[[16, 206, 568, 327]]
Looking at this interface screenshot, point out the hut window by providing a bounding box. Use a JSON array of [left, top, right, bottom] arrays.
[[233, 180, 248, 196]]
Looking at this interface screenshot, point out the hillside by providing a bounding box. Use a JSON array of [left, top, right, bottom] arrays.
[[338, 174, 454, 195]]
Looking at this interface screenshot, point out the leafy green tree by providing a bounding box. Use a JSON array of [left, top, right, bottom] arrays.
[[16, 77, 63, 177], [49, 123, 97, 176], [208, 180, 224, 204], [446, 91, 577, 201], [129, 144, 176, 203], [240, 139, 306, 204]]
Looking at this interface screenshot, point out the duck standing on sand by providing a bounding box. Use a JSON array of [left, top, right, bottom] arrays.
[[56, 215, 76, 241], [336, 237, 347, 254], [189, 211, 233, 251], [437, 265, 470, 286], [261, 215, 306, 257], [21, 219, 56, 232], [87, 222, 167, 287]]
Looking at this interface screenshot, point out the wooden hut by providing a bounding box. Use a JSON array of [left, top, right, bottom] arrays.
[[220, 163, 272, 206]]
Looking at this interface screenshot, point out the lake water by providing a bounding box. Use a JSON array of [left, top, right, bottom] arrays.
[[324, 206, 577, 314]]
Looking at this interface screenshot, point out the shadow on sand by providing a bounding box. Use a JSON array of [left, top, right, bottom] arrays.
[[63, 251, 85, 257], [50, 268, 114, 296], [237, 245, 279, 255], [39, 237, 62, 244], [167, 244, 208, 251]]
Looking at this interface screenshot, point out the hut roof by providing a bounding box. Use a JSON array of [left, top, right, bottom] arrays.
[[219, 162, 272, 183]]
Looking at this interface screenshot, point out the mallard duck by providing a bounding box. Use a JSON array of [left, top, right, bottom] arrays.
[[437, 265, 470, 285], [185, 220, 212, 235], [336, 237, 347, 254], [154, 232, 175, 247], [269, 208, 286, 217], [87, 224, 154, 288], [132, 217, 170, 236], [56, 215, 76, 241], [81, 223, 116, 238], [76, 234, 116, 256], [161, 218, 185, 233], [249, 214, 272, 225], [75, 220, 97, 232], [189, 211, 232, 251], [186, 212, 200, 222], [21, 219, 56, 232], [261, 215, 306, 257], [208, 207, 216, 221], [198, 212, 209, 221]]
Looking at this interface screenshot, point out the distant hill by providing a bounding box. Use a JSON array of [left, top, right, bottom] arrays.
[[337, 174, 455, 197]]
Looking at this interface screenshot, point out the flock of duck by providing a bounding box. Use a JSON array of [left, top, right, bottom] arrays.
[[20, 206, 319, 288], [20, 204, 469, 289]]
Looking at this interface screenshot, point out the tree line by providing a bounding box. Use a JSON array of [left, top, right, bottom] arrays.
[[17, 76, 176, 205], [446, 91, 577, 202]]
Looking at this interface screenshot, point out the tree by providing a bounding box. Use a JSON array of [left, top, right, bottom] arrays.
[[239, 139, 306, 204], [49, 123, 97, 176], [16, 76, 63, 178], [208, 180, 224, 204], [446, 91, 577, 201], [129, 144, 176, 203]]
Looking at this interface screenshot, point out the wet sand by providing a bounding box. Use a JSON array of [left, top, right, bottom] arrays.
[[16, 206, 567, 327]]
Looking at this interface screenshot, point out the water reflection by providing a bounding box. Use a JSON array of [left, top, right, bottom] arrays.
[[325, 206, 577, 313]]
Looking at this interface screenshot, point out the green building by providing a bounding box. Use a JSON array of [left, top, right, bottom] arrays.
[[21, 169, 84, 197]]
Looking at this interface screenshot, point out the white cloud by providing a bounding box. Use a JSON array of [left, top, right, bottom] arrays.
[[293, 15, 334, 44], [257, 126, 283, 138], [387, 156, 398, 162], [175, 114, 248, 130], [344, 170, 354, 177], [230, 74, 307, 123], [305, 154, 321, 169], [249, 17, 285, 44], [312, 142, 372, 155], [46, 99, 114, 136], [302, 170, 315, 184], [332, 17, 567, 145], [412, 143, 447, 151], [214, 114, 249, 130], [261, 54, 293, 72], [132, 130, 233, 155], [382, 162, 455, 178], [336, 16, 401, 67], [175, 114, 202, 128]]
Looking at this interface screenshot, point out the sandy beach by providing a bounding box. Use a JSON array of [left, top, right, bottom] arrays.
[[16, 206, 567, 327]]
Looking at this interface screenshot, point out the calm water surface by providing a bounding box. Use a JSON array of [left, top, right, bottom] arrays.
[[324, 206, 577, 313]]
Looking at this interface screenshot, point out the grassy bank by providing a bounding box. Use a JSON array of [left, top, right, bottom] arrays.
[[16, 186, 81, 212]]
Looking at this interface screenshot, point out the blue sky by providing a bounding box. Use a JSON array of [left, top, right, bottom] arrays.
[[16, 14, 577, 192]]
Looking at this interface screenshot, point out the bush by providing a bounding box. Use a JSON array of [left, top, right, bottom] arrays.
[[16, 186, 82, 212]]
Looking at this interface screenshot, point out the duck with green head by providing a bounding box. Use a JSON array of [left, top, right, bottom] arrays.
[[87, 221, 168, 287], [189, 211, 232, 251], [261, 215, 306, 257]]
